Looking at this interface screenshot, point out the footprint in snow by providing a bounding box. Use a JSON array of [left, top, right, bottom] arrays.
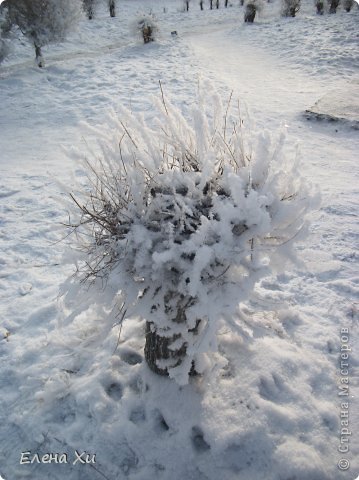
[[120, 348, 143, 366], [191, 426, 210, 453], [18, 283, 32, 296], [105, 381, 123, 400]]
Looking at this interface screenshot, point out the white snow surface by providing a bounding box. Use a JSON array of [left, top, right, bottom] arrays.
[[0, 1, 358, 480]]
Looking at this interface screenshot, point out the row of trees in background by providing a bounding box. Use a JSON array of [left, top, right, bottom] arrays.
[[0, 0, 116, 66], [83, 0, 116, 20], [184, 0, 356, 19], [1, 0, 357, 66], [242, 0, 356, 23]]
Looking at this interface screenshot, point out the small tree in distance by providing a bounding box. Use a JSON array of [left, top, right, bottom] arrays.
[[329, 0, 340, 12], [282, 0, 301, 16], [315, 0, 324, 14], [109, 0, 116, 17], [5, 0, 83, 67], [244, 0, 263, 22], [83, 0, 95, 19], [66, 85, 317, 385]]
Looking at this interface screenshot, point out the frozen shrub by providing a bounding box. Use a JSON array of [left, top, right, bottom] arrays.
[[282, 0, 301, 16], [244, 3, 256, 21], [132, 14, 158, 44], [6, 0, 83, 67], [65, 86, 317, 385]]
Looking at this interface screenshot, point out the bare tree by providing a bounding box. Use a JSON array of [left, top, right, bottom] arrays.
[[342, 0, 353, 10], [109, 0, 115, 17], [329, 0, 340, 12], [244, 3, 256, 20], [315, 0, 324, 13], [83, 0, 95, 19], [282, 0, 301, 16]]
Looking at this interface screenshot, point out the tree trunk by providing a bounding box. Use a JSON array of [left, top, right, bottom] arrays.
[[244, 4, 256, 21], [144, 293, 200, 377], [34, 43, 44, 67], [225, 0, 229, 6], [109, 0, 115, 17], [144, 322, 186, 376], [210, 0, 213, 9], [316, 0, 324, 13], [200, 0, 204, 9], [329, 0, 339, 12], [216, 0, 219, 8]]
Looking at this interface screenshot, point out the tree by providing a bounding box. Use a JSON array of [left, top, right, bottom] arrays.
[[66, 87, 317, 385], [5, 0, 83, 66], [244, 3, 256, 20], [282, 0, 301, 16], [315, 0, 324, 14], [244, 0, 263, 21], [329, 0, 340, 12], [83, 0, 95, 19], [342, 0, 353, 10], [109, 0, 116, 17]]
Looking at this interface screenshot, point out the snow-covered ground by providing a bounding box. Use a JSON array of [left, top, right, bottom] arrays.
[[0, 1, 358, 479]]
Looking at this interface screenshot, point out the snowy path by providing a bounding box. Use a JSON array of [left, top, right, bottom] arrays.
[[0, 3, 358, 480]]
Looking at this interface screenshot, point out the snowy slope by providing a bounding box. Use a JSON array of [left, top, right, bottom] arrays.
[[0, 1, 358, 480]]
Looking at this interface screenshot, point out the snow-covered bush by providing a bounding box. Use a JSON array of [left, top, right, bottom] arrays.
[[6, 0, 83, 66], [131, 14, 158, 44], [65, 86, 317, 385], [281, 0, 301, 16]]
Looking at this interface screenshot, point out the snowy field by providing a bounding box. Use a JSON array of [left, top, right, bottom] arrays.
[[0, 1, 358, 479]]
